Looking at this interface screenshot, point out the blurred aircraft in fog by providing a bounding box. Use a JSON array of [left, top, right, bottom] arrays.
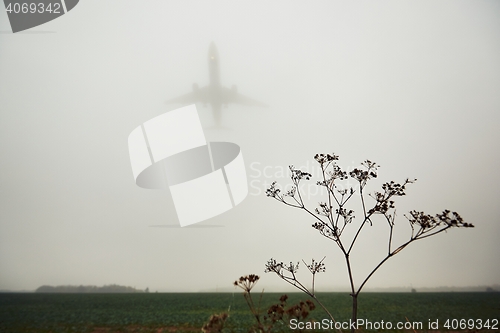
[[166, 42, 267, 127]]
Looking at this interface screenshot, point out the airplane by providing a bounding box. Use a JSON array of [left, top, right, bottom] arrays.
[[165, 42, 267, 127]]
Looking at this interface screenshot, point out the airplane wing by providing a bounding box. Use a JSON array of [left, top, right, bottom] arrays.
[[166, 85, 267, 107], [220, 86, 268, 107], [165, 85, 211, 105]]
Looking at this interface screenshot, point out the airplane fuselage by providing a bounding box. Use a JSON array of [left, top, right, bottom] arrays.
[[208, 42, 221, 88]]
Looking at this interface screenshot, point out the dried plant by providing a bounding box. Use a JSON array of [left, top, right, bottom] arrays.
[[234, 274, 265, 332], [265, 153, 474, 332], [264, 294, 316, 331], [224, 275, 318, 333], [202, 313, 229, 333]]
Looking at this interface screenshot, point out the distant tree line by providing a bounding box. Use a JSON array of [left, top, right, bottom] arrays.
[[35, 284, 149, 293]]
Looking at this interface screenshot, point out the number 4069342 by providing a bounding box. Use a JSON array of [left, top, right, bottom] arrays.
[[443, 318, 498, 330], [5, 2, 61, 14]]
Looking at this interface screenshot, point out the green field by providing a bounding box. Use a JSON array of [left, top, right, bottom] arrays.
[[0, 292, 499, 332]]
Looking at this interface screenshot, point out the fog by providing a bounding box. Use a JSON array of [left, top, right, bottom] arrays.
[[0, 1, 499, 292]]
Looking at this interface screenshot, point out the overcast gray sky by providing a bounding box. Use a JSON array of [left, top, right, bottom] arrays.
[[0, 1, 499, 292]]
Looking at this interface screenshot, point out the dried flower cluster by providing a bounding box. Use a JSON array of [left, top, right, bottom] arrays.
[[234, 274, 260, 293], [314, 153, 339, 164], [265, 259, 299, 277], [368, 179, 415, 215], [266, 294, 316, 324], [202, 313, 229, 333], [406, 209, 473, 237], [304, 257, 326, 275]]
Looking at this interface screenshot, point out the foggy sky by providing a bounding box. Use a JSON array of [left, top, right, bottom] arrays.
[[0, 1, 499, 292]]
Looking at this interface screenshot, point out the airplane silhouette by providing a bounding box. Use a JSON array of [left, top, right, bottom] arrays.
[[166, 42, 267, 127]]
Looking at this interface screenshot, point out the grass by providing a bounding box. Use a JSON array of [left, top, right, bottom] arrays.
[[0, 292, 498, 332]]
